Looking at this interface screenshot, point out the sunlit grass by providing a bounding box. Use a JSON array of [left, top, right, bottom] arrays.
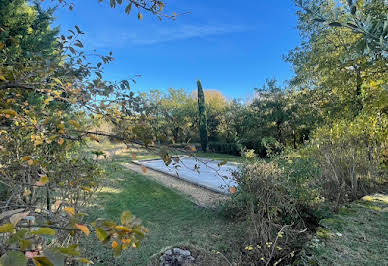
[[299, 193, 388, 265], [80, 161, 240, 265]]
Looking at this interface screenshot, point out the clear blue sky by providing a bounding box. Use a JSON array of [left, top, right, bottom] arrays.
[[48, 0, 300, 100]]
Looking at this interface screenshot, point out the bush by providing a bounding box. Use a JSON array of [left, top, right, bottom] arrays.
[[309, 115, 388, 208], [225, 160, 309, 265]]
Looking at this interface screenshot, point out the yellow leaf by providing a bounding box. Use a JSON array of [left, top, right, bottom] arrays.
[[122, 238, 131, 244], [38, 176, 49, 185], [64, 207, 75, 216], [44, 97, 53, 105], [0, 223, 14, 233], [31, 228, 56, 236], [0, 109, 17, 116], [115, 225, 132, 232], [0, 74, 6, 81], [27, 159, 34, 166], [0, 42, 4, 50], [58, 138, 64, 145], [138, 12, 143, 20], [52, 77, 63, 86], [112, 240, 118, 249], [75, 224, 90, 236], [69, 119, 81, 129], [21, 156, 31, 162], [81, 186, 91, 192]]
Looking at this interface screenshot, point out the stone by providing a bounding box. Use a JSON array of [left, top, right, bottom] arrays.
[[165, 249, 173, 256], [159, 248, 195, 266]]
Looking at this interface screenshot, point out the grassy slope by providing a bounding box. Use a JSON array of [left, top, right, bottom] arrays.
[[298, 194, 388, 265], [80, 161, 238, 266]]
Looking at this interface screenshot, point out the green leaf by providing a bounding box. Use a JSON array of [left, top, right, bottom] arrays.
[[31, 228, 56, 236], [0, 251, 27, 266], [32, 257, 53, 266], [0, 223, 14, 233], [133, 229, 145, 239], [121, 211, 131, 225], [125, 3, 132, 14], [113, 244, 122, 257], [44, 249, 65, 266], [329, 22, 342, 27], [9, 229, 28, 244], [96, 228, 108, 242], [54, 245, 80, 256], [19, 239, 31, 251]]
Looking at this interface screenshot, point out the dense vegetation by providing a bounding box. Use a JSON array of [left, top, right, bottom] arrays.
[[0, 0, 387, 265]]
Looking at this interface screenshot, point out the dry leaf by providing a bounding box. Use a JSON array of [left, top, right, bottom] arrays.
[[229, 186, 237, 194], [141, 165, 147, 173], [10, 211, 30, 225]]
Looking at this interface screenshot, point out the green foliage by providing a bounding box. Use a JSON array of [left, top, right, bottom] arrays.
[[197, 79, 208, 152], [224, 160, 309, 265], [298, 194, 388, 265], [208, 142, 242, 156], [308, 113, 388, 207]]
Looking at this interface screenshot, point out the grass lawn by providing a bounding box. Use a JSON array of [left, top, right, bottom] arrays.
[[298, 194, 388, 265], [80, 160, 239, 266]]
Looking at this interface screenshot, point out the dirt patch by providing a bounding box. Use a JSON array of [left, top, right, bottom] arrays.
[[121, 162, 229, 208]]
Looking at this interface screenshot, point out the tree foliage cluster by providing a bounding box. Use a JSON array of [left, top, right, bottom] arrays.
[[0, 0, 157, 264]]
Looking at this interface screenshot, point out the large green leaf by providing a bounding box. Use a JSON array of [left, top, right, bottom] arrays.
[[31, 228, 56, 236], [0, 251, 27, 266], [44, 249, 65, 266]]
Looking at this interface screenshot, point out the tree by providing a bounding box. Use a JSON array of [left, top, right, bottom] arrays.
[[0, 0, 168, 264], [197, 79, 208, 152], [295, 0, 388, 58]]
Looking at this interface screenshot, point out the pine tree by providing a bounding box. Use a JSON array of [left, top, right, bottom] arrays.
[[197, 79, 208, 152]]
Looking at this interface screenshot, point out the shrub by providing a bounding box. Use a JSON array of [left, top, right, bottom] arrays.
[[309, 115, 388, 208], [226, 160, 308, 265]]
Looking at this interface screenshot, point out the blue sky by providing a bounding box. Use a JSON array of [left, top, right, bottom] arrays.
[[48, 0, 301, 100]]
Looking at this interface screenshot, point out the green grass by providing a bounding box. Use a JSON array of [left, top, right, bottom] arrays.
[[80, 161, 238, 266], [298, 194, 388, 266]]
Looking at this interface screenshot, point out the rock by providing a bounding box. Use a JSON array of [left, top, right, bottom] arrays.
[[160, 248, 195, 266], [165, 249, 173, 256], [181, 250, 191, 256]]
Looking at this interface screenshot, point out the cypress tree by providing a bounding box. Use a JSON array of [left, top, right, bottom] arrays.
[[197, 79, 208, 152]]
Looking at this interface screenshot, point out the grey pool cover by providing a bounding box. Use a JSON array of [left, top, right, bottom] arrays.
[[138, 157, 239, 194]]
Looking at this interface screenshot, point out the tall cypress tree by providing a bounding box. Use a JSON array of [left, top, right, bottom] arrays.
[[197, 79, 208, 152]]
